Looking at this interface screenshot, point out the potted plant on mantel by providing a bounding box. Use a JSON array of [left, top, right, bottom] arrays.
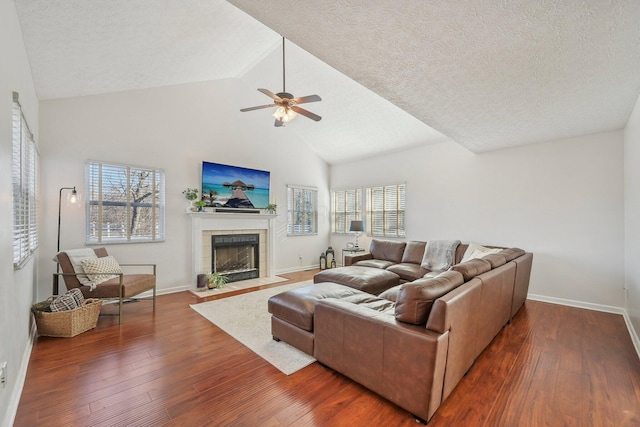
[[183, 188, 199, 212], [206, 272, 229, 289]]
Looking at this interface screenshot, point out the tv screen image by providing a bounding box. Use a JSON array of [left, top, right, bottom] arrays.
[[201, 161, 270, 209]]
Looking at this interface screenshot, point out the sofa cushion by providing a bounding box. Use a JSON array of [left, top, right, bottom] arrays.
[[355, 259, 396, 269], [450, 258, 492, 281], [369, 239, 406, 263], [500, 247, 526, 261], [379, 284, 402, 301], [387, 262, 430, 282], [482, 253, 507, 268], [394, 271, 465, 325], [313, 266, 400, 295], [400, 241, 427, 264], [268, 283, 362, 331], [339, 293, 396, 315]]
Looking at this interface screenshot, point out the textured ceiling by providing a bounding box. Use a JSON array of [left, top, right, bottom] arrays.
[[230, 0, 640, 152], [13, 0, 640, 163]]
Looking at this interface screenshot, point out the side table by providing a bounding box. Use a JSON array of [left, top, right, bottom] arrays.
[[342, 247, 365, 266]]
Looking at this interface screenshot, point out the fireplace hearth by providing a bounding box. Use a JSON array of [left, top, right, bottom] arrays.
[[211, 233, 260, 282]]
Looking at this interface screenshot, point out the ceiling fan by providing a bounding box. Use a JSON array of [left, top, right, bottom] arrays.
[[240, 37, 322, 127]]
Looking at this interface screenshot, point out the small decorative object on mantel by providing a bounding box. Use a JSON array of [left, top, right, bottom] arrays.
[[183, 188, 199, 212], [195, 200, 207, 212], [206, 272, 229, 289], [265, 203, 277, 214]]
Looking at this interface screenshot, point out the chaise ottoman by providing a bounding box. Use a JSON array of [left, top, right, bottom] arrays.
[[313, 265, 400, 295], [268, 282, 362, 355]]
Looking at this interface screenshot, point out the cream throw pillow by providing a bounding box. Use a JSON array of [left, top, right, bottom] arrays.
[[461, 243, 503, 263], [81, 256, 122, 289]]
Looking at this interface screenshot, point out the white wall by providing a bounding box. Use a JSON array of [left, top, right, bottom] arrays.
[[0, 1, 40, 425], [331, 132, 625, 309], [37, 79, 329, 299], [624, 93, 640, 346]]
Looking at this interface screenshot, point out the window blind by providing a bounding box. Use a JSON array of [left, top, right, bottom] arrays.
[[86, 161, 165, 243], [12, 93, 39, 269], [331, 188, 362, 233], [366, 183, 405, 238], [287, 185, 318, 236]]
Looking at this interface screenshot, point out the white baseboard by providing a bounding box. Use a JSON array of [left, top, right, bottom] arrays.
[[527, 293, 639, 362], [623, 312, 640, 361], [527, 293, 625, 314], [3, 321, 37, 427]]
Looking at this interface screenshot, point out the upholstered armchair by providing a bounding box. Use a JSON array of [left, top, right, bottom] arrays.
[[54, 247, 156, 324]]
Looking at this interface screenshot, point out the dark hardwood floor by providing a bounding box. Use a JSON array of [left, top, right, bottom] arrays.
[[15, 271, 640, 426]]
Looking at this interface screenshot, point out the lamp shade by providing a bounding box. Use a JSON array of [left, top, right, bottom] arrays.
[[349, 220, 364, 232]]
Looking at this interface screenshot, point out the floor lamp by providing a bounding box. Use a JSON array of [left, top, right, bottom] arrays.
[[54, 186, 81, 294], [350, 220, 364, 249]]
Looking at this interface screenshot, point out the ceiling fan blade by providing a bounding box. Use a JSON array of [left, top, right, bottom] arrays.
[[291, 106, 322, 121], [258, 88, 282, 101], [274, 118, 284, 127], [240, 104, 276, 112], [292, 94, 322, 105]]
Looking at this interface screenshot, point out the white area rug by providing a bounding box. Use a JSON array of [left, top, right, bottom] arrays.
[[190, 280, 316, 375]]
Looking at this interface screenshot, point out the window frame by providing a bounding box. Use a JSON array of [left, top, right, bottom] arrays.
[[85, 160, 165, 244], [366, 182, 406, 238], [286, 184, 318, 236], [330, 187, 362, 234], [12, 92, 39, 269]]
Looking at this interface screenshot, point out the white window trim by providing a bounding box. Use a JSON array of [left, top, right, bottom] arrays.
[[12, 92, 39, 269], [287, 184, 318, 236], [86, 160, 165, 244]]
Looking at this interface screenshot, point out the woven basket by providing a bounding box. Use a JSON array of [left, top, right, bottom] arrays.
[[33, 298, 102, 337]]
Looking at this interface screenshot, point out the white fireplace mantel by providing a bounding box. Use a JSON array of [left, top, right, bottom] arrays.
[[189, 212, 277, 286]]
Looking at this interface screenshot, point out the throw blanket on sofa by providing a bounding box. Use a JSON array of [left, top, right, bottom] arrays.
[[421, 240, 461, 271]]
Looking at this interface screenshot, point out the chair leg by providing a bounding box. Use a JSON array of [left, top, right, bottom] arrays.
[[119, 277, 124, 324], [153, 284, 156, 311]]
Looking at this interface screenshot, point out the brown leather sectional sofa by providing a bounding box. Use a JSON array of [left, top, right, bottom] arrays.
[[268, 239, 533, 423]]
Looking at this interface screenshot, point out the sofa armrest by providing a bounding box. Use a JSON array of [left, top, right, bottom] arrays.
[[314, 299, 449, 422], [425, 278, 483, 400], [344, 253, 372, 266]]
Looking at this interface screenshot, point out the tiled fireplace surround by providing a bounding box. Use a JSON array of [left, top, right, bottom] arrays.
[[190, 212, 276, 287]]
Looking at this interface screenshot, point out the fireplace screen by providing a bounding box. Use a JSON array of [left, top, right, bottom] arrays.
[[211, 234, 259, 282]]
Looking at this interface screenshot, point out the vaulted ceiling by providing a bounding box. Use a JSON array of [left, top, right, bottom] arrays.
[[14, 0, 640, 164]]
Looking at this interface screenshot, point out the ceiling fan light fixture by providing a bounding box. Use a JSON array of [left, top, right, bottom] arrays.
[[272, 106, 297, 122]]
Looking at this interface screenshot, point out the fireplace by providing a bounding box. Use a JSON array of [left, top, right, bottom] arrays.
[[211, 233, 259, 282], [190, 212, 276, 288]]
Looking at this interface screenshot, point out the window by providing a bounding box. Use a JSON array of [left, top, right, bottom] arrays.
[[287, 185, 318, 236], [86, 161, 165, 243], [12, 92, 39, 269], [366, 183, 405, 238], [331, 188, 362, 234]]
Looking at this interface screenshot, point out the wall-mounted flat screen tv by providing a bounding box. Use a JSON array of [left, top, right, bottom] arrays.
[[201, 161, 270, 209]]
